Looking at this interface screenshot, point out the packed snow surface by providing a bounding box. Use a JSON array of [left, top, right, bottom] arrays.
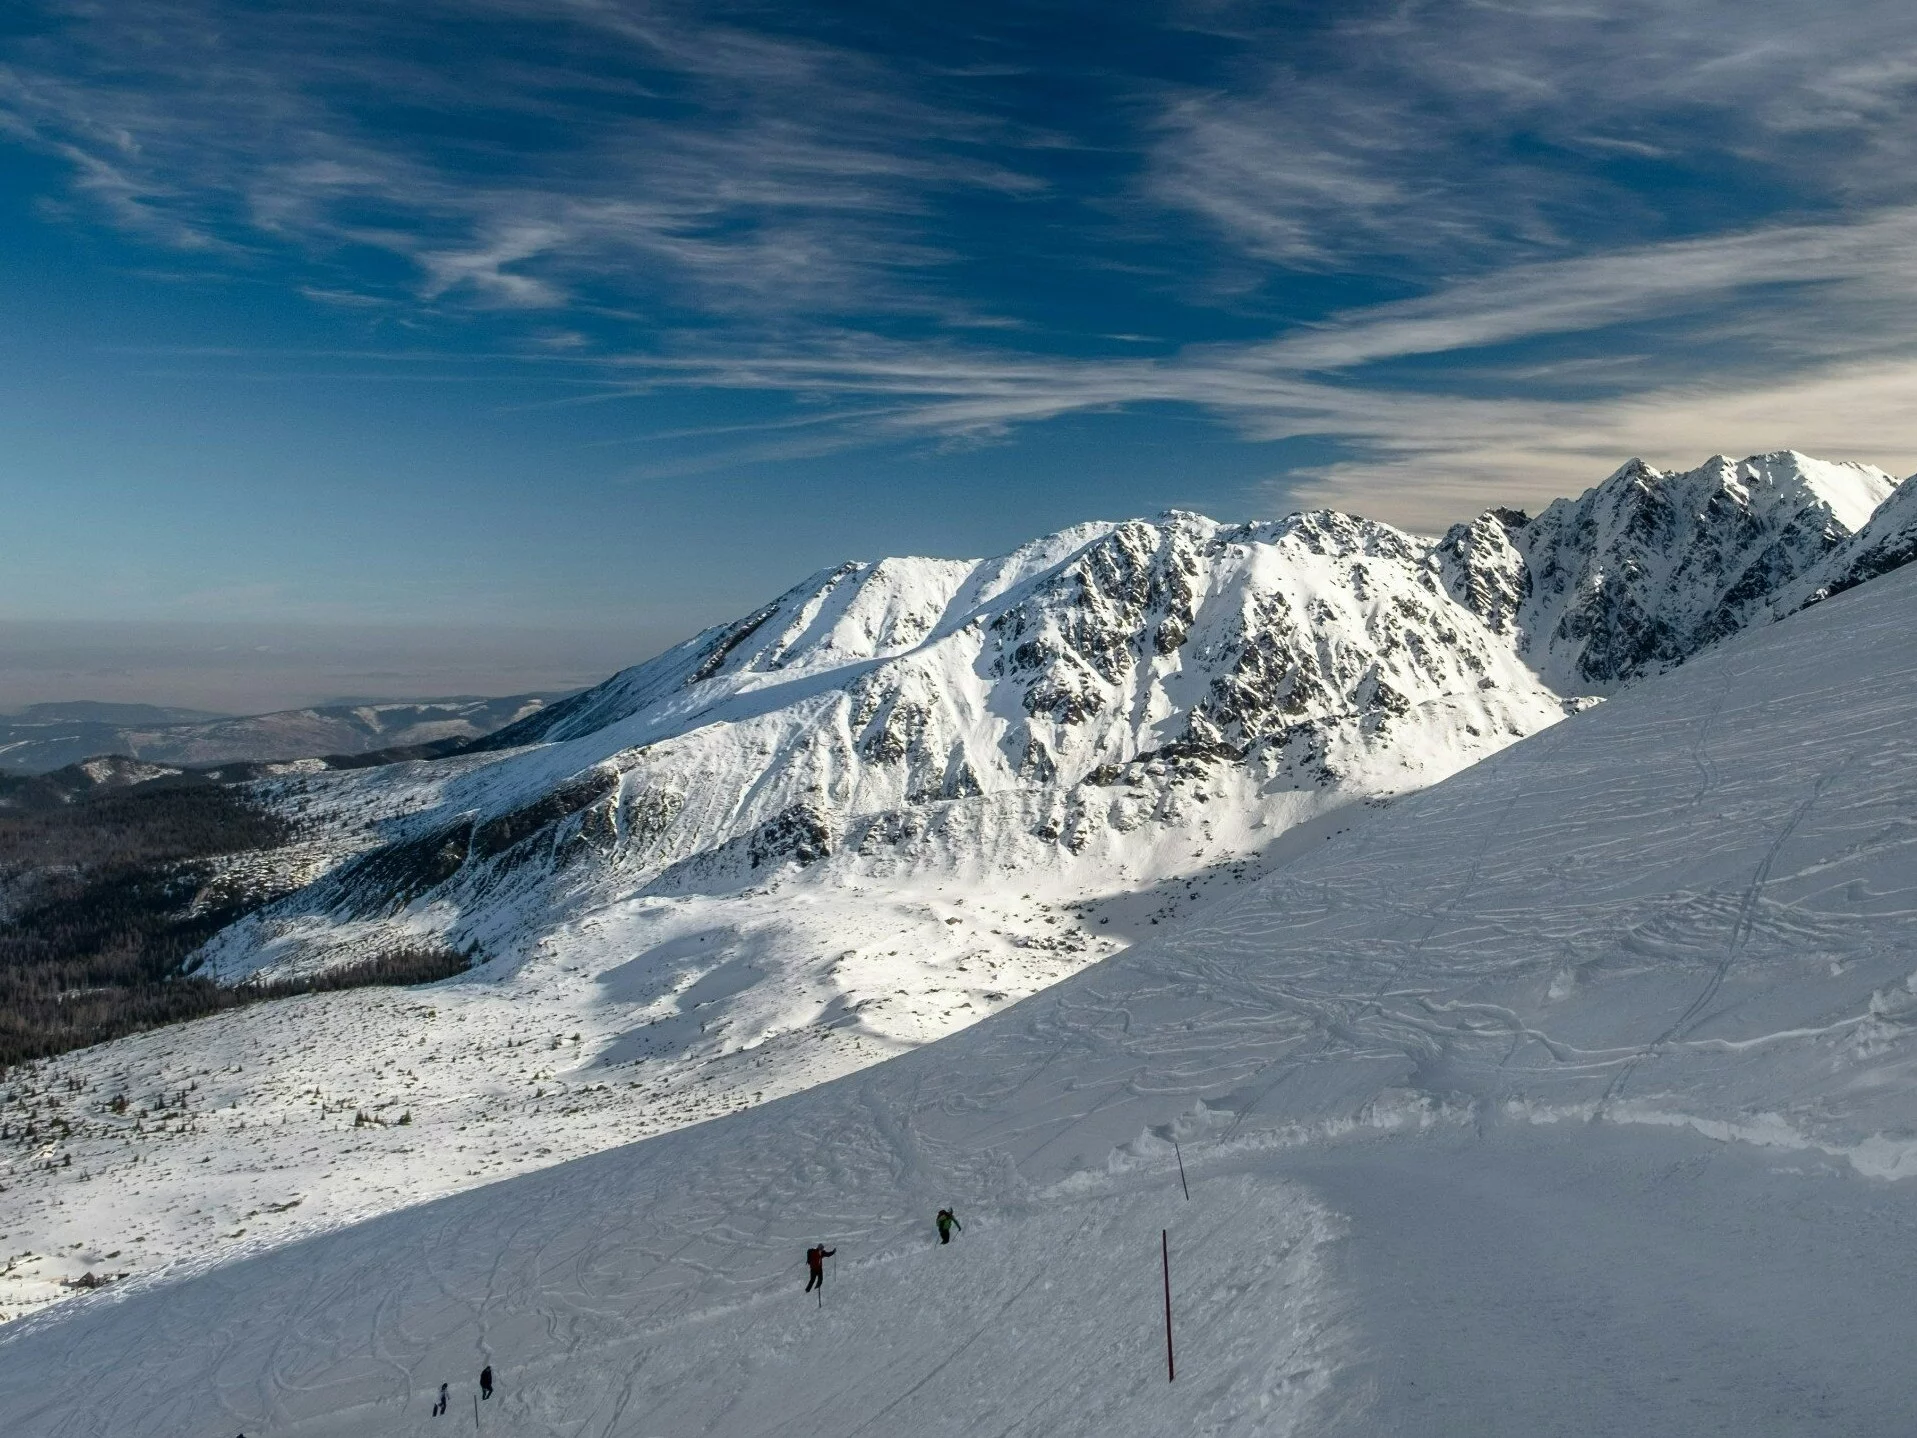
[[4, 516, 1917, 1433]]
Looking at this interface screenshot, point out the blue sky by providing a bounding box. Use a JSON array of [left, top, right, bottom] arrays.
[[5, 0, 1917, 709]]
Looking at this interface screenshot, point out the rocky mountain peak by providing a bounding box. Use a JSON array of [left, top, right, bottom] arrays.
[[1440, 449, 1898, 693]]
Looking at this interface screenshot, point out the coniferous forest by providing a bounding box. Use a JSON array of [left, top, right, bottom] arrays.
[[0, 773, 468, 1069]]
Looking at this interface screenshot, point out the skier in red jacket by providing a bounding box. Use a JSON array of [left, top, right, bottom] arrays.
[[804, 1244, 835, 1292]]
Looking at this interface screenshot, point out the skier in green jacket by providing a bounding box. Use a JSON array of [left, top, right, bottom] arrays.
[[936, 1208, 961, 1244]]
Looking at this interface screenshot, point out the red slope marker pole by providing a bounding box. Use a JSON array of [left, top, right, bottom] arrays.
[[1162, 1229, 1175, 1382]]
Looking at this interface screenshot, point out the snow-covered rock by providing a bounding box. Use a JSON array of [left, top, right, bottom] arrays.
[[1437, 450, 1897, 692], [1783, 470, 1917, 610]]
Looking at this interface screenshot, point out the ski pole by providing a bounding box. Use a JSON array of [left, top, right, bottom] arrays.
[[1162, 1229, 1175, 1382], [1173, 1138, 1189, 1201]]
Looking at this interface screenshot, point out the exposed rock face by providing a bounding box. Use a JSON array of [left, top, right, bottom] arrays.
[[1438, 451, 1896, 694], [1431, 507, 1531, 637]]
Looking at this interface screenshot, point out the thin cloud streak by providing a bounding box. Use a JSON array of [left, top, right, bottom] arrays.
[[1150, 0, 1917, 274], [1, 1, 1048, 319], [1255, 208, 1917, 372]]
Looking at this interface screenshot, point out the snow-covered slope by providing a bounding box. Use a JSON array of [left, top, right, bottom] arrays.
[[1785, 470, 1917, 609], [0, 452, 1898, 1324], [5, 528, 1917, 1436]]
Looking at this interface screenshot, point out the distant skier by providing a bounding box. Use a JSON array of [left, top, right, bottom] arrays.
[[433, 1382, 448, 1416], [936, 1208, 961, 1245], [804, 1244, 835, 1292], [480, 1365, 493, 1400]]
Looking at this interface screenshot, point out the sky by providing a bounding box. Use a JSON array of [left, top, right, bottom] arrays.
[[5, 0, 1917, 711]]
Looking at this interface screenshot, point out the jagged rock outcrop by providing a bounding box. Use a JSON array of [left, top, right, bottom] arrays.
[[1438, 451, 1895, 693]]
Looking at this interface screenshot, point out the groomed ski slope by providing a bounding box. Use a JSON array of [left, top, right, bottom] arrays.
[[5, 564, 1917, 1435]]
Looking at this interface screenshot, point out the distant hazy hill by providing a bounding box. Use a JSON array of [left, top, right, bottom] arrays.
[[0, 693, 571, 774]]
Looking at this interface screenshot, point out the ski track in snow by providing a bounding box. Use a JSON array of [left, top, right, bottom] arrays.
[[0, 877, 1231, 1320], [0, 542, 1914, 1434], [1294, 1125, 1917, 1437]]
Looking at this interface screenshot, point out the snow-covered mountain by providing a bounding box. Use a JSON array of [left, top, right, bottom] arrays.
[[236, 506, 1571, 967], [0, 450, 1900, 1323], [1435, 449, 1896, 691], [6, 507, 1917, 1437], [218, 450, 1893, 999]]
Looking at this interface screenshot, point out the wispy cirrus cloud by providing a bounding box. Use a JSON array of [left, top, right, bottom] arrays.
[[574, 197, 1917, 525], [1253, 206, 1917, 375], [9, 0, 1917, 546], [1151, 0, 1917, 273], [601, 343, 1917, 530], [0, 1, 1046, 318]]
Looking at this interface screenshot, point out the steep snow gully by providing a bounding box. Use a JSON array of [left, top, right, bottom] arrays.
[[5, 515, 1917, 1432]]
